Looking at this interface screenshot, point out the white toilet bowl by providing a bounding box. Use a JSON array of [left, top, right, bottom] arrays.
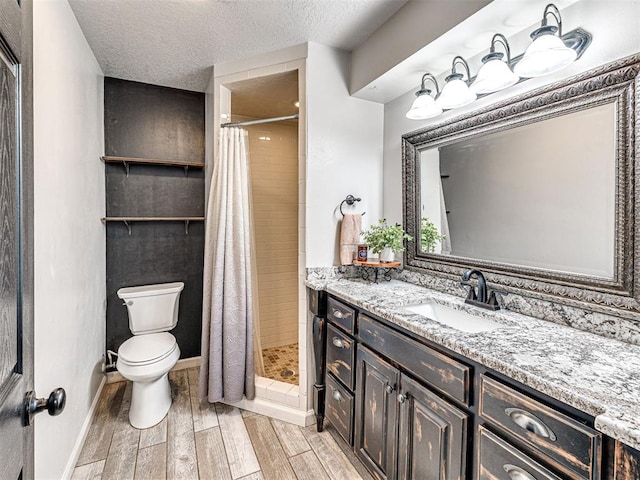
[[115, 282, 184, 429], [117, 332, 181, 429]]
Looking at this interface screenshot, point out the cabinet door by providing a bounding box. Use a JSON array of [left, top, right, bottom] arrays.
[[355, 346, 400, 480], [397, 375, 469, 480]]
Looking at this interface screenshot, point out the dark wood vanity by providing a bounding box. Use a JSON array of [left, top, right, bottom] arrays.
[[309, 289, 640, 480]]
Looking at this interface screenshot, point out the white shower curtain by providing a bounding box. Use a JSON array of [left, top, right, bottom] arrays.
[[199, 127, 262, 403], [439, 179, 452, 254]]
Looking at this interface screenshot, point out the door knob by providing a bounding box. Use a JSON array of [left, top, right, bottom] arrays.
[[23, 388, 67, 426]]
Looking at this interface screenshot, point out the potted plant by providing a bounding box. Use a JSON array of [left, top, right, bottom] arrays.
[[421, 217, 445, 253], [363, 219, 412, 263]]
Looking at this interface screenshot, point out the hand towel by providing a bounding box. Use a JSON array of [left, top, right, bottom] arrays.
[[340, 213, 362, 265]]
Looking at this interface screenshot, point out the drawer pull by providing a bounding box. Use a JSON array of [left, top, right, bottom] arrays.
[[332, 388, 344, 402], [385, 383, 395, 394], [332, 337, 347, 349], [503, 464, 537, 480], [505, 408, 557, 441], [332, 309, 345, 319]]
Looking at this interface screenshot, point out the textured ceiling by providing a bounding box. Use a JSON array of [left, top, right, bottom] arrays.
[[68, 0, 408, 92]]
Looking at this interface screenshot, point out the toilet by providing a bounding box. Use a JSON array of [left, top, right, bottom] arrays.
[[116, 281, 184, 429]]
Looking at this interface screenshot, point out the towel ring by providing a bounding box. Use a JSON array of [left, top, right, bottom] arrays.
[[339, 194, 366, 216]]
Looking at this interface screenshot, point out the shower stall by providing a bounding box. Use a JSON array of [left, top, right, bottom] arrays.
[[223, 70, 302, 387]]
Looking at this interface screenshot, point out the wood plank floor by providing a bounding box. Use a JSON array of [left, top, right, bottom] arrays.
[[73, 368, 372, 480]]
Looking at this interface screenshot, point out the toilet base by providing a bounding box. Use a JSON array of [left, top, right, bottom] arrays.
[[129, 372, 172, 429]]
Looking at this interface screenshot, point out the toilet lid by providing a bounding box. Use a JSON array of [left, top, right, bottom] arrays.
[[118, 333, 177, 365]]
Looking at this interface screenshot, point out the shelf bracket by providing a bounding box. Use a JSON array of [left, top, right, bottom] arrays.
[[123, 161, 130, 177], [184, 220, 190, 235], [123, 220, 131, 235], [183, 165, 189, 177]]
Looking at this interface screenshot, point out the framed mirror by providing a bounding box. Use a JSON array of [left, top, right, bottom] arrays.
[[402, 54, 640, 319]]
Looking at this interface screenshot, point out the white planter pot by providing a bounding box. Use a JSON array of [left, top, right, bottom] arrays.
[[379, 247, 395, 263]]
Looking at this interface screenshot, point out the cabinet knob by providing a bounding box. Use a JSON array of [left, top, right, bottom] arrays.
[[332, 309, 344, 319], [332, 388, 344, 402], [505, 408, 556, 441], [385, 384, 394, 394], [332, 337, 346, 349], [503, 464, 537, 480], [397, 393, 406, 404]]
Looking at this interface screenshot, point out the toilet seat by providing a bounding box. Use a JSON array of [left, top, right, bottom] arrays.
[[118, 332, 177, 366]]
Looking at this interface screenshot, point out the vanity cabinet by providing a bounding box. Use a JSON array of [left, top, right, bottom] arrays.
[[309, 291, 640, 480], [477, 426, 564, 480], [354, 346, 399, 480], [323, 297, 358, 444], [354, 317, 469, 480], [397, 374, 468, 480], [479, 375, 601, 480]]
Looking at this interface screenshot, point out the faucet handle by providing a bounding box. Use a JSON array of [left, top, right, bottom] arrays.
[[487, 290, 499, 307], [485, 290, 502, 310], [460, 281, 477, 301]]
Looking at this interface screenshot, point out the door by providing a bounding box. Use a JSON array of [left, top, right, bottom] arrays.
[[397, 375, 469, 480], [0, 0, 34, 478], [354, 346, 400, 480]]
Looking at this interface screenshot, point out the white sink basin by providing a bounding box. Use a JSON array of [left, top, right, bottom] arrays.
[[404, 302, 502, 333]]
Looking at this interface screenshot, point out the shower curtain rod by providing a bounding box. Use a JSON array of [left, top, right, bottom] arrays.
[[220, 114, 299, 128]]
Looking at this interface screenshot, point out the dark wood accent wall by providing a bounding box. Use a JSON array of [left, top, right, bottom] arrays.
[[104, 78, 205, 359], [105, 78, 205, 162]]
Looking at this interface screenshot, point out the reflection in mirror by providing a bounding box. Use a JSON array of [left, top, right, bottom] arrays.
[[404, 55, 640, 317], [419, 102, 616, 279]]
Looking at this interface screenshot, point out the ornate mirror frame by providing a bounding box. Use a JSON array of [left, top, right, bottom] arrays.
[[402, 54, 640, 320]]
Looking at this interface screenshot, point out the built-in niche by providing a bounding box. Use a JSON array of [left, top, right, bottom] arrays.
[[103, 77, 205, 360]]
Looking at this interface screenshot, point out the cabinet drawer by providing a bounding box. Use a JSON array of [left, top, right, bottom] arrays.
[[477, 426, 564, 480], [326, 323, 356, 390], [326, 374, 354, 445], [327, 297, 356, 333], [358, 314, 471, 405], [479, 376, 601, 480]]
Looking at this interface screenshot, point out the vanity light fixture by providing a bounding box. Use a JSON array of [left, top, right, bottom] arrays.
[[405, 3, 591, 120], [514, 3, 577, 78], [471, 33, 519, 95], [405, 73, 442, 120], [436, 56, 476, 110]]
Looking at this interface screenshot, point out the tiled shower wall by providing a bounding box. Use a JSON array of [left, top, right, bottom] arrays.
[[246, 121, 299, 349]]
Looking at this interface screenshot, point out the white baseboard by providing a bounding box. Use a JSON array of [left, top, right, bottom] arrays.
[[61, 375, 106, 480], [225, 396, 315, 427], [106, 356, 201, 384]]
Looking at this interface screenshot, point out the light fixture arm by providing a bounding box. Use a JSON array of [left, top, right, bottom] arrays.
[[418, 73, 440, 96], [541, 3, 563, 36], [490, 33, 512, 64], [451, 56, 472, 82]]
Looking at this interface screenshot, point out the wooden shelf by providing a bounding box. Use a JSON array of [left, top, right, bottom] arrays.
[[102, 216, 205, 235], [102, 156, 204, 176], [102, 156, 204, 167], [353, 260, 401, 268], [353, 260, 401, 283], [102, 216, 205, 222]]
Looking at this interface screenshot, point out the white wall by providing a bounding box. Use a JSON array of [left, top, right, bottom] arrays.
[[383, 1, 640, 225], [33, 0, 105, 478], [306, 42, 384, 266], [350, 0, 490, 96]]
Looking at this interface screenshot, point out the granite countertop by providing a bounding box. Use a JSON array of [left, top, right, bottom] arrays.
[[306, 277, 640, 451]]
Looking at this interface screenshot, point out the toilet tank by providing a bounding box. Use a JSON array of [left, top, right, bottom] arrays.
[[117, 282, 184, 335]]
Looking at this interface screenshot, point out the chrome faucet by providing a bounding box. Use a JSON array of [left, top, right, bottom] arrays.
[[461, 269, 500, 311]]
